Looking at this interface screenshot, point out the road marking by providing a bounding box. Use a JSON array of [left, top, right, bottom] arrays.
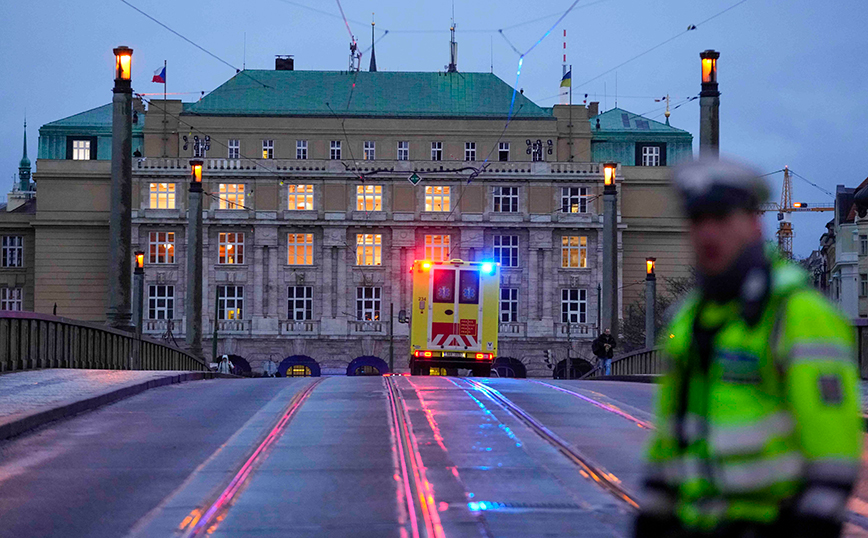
[[532, 381, 655, 430]]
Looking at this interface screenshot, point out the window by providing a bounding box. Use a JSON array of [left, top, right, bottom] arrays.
[[397, 141, 409, 161], [561, 187, 589, 214], [500, 288, 518, 322], [148, 232, 175, 264], [356, 185, 383, 212], [217, 286, 243, 320], [364, 141, 376, 160], [498, 142, 510, 162], [287, 233, 314, 265], [262, 140, 274, 159], [424, 186, 451, 212], [218, 232, 244, 264], [72, 139, 91, 160], [494, 235, 519, 267], [287, 184, 314, 211], [861, 235, 868, 256], [356, 287, 382, 321], [465, 142, 476, 161], [228, 139, 240, 159], [636, 143, 666, 166], [561, 236, 588, 268], [431, 142, 443, 161], [493, 186, 519, 213], [148, 285, 174, 320], [287, 286, 313, 320], [0, 288, 23, 311], [1, 236, 23, 268], [218, 184, 245, 209], [296, 140, 308, 160], [561, 289, 587, 323], [330, 140, 342, 160], [425, 235, 451, 262], [861, 274, 868, 298], [356, 234, 382, 266], [149, 183, 176, 209]]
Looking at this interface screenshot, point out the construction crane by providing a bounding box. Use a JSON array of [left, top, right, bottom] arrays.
[[758, 166, 834, 259]]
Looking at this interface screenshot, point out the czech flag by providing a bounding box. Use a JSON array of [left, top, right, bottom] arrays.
[[152, 65, 166, 84]]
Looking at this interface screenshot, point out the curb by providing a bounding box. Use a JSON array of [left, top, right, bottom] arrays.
[[0, 371, 216, 441], [591, 374, 660, 383]]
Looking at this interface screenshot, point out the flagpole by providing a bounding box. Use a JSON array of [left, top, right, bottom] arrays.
[[569, 64, 573, 162], [162, 60, 167, 157]]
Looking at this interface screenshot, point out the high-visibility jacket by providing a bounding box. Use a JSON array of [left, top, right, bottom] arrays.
[[643, 261, 862, 532]]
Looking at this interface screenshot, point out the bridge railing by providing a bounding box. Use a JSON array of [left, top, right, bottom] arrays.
[[0, 312, 208, 373], [583, 346, 663, 379]]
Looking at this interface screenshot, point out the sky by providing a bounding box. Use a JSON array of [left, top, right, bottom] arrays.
[[2, 0, 867, 257]]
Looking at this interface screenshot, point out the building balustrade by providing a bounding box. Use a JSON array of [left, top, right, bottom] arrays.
[[556, 323, 594, 337], [499, 322, 526, 337], [350, 320, 386, 334], [210, 319, 252, 334], [143, 318, 184, 336], [280, 320, 319, 335]]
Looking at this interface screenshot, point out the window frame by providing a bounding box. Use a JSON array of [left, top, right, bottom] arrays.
[[424, 234, 451, 262], [287, 184, 314, 211], [498, 142, 510, 162], [330, 140, 342, 160], [500, 287, 519, 322], [262, 139, 274, 159], [149, 183, 176, 209], [861, 235, 868, 256], [148, 231, 175, 264], [465, 141, 476, 161], [218, 232, 245, 265], [424, 186, 451, 212], [561, 236, 588, 269], [356, 233, 383, 266], [356, 185, 383, 212], [66, 136, 97, 160], [148, 284, 174, 320], [493, 186, 520, 213], [228, 139, 240, 159], [561, 288, 588, 324], [397, 141, 409, 161], [635, 142, 666, 166], [217, 285, 244, 320], [356, 286, 382, 321], [431, 141, 443, 161], [287, 286, 313, 321], [364, 140, 376, 161], [0, 287, 23, 311], [1, 236, 24, 268], [494, 235, 520, 267], [287, 233, 314, 265], [218, 184, 245, 210], [296, 139, 308, 160], [561, 187, 589, 214], [861, 274, 868, 298]]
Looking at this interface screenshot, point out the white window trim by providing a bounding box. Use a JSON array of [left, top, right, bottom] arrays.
[[465, 141, 476, 161], [561, 288, 588, 324], [0, 288, 23, 311], [262, 139, 274, 159], [218, 232, 245, 264], [561, 187, 589, 214], [72, 139, 91, 161], [424, 186, 451, 212], [287, 286, 313, 321], [149, 183, 176, 209], [500, 288, 519, 322], [364, 140, 376, 161], [397, 141, 409, 161], [424, 234, 451, 262], [228, 139, 240, 159], [356, 234, 382, 266], [287, 184, 314, 211], [217, 285, 244, 320], [493, 186, 519, 213], [218, 184, 245, 210], [1, 236, 24, 268], [561, 236, 588, 269], [494, 235, 519, 267], [148, 231, 175, 264], [287, 233, 314, 265], [498, 142, 510, 162], [431, 141, 443, 161], [356, 185, 383, 212], [148, 284, 174, 320], [356, 286, 382, 321], [296, 140, 308, 160], [330, 140, 342, 160]]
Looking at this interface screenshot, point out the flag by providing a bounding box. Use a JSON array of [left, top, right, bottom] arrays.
[[560, 70, 572, 88], [152, 65, 166, 84]]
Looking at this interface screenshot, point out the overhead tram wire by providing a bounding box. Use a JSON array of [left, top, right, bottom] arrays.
[[120, 0, 272, 90]]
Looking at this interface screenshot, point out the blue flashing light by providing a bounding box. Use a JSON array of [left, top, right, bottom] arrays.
[[481, 262, 494, 274]]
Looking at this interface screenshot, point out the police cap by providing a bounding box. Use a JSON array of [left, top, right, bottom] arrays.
[[672, 158, 770, 219]]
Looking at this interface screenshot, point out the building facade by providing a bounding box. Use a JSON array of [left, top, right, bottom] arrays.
[[32, 65, 693, 376]]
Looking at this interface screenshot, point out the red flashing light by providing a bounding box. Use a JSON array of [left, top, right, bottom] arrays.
[[475, 353, 492, 360], [413, 350, 434, 358], [422, 261, 432, 271]]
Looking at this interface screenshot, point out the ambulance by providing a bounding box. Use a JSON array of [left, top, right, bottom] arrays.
[[408, 259, 500, 376]]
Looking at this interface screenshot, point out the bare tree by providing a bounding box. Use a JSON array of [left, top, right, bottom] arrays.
[[621, 271, 696, 352]]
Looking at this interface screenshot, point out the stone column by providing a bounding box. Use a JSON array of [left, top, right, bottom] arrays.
[[602, 181, 618, 334], [185, 175, 203, 357], [699, 49, 721, 158]]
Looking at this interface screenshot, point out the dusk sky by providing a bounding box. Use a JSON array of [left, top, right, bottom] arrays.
[[3, 0, 866, 257]]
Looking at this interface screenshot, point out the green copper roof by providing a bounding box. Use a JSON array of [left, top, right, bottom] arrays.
[[44, 103, 113, 128], [592, 107, 690, 134], [183, 71, 553, 118]]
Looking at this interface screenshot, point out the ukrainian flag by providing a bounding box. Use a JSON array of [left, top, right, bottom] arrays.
[[560, 70, 572, 87]]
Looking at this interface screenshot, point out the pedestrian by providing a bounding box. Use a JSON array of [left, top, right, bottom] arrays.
[[592, 328, 617, 376], [217, 355, 232, 375], [634, 158, 862, 537]]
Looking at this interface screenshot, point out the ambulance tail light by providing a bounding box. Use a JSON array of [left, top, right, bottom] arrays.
[[414, 351, 434, 358], [475, 353, 493, 360]]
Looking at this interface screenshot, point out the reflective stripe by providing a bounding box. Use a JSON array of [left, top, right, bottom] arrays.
[[717, 452, 803, 493], [805, 459, 860, 488], [709, 412, 794, 456], [789, 342, 852, 364], [796, 485, 849, 520]]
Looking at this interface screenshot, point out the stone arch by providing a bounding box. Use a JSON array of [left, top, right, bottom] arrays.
[[278, 355, 321, 377], [227, 354, 251, 376], [553, 358, 593, 379], [347, 356, 390, 376], [492, 357, 527, 378]]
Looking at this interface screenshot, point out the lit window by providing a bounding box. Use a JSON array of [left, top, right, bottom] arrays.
[[465, 141, 476, 161], [72, 139, 91, 160], [228, 139, 240, 159], [364, 141, 376, 160], [397, 141, 409, 161], [287, 233, 314, 265], [498, 142, 510, 162], [493, 186, 519, 213], [356, 234, 382, 266], [561, 236, 588, 268], [288, 364, 312, 377], [0, 288, 23, 311], [287, 286, 313, 321], [148, 285, 174, 319], [561, 288, 587, 323], [561, 187, 589, 214], [424, 186, 451, 212], [218, 184, 245, 210], [149, 183, 176, 209], [431, 142, 443, 161], [494, 235, 519, 267], [330, 140, 342, 160], [1, 236, 23, 268], [218, 232, 244, 264], [148, 231, 175, 264], [425, 235, 450, 262], [642, 146, 660, 166], [500, 288, 518, 322], [356, 185, 383, 212], [288, 184, 314, 211], [262, 140, 274, 159], [356, 287, 381, 321], [296, 140, 308, 160], [217, 286, 243, 320]]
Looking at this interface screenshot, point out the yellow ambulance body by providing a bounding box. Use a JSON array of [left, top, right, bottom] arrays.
[[409, 259, 500, 376]]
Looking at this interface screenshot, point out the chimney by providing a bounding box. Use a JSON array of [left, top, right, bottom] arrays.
[[588, 102, 599, 117], [275, 56, 294, 71]]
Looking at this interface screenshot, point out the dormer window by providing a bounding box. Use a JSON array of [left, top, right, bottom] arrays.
[[67, 136, 97, 160]]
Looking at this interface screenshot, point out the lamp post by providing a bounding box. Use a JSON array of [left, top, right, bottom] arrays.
[[107, 46, 134, 330], [601, 163, 619, 336], [133, 250, 144, 369], [186, 159, 204, 357], [645, 257, 656, 349], [699, 49, 720, 158]]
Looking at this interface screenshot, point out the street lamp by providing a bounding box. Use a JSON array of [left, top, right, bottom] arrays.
[[603, 162, 617, 189], [132, 249, 145, 369], [107, 46, 134, 330], [645, 257, 656, 349], [601, 162, 619, 337], [699, 49, 720, 158], [187, 159, 204, 358]]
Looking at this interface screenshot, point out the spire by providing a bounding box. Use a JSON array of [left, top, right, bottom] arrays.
[[369, 14, 377, 72], [446, 4, 458, 73], [18, 118, 31, 192]]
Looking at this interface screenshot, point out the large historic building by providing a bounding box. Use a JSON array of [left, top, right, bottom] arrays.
[[24, 59, 693, 376]]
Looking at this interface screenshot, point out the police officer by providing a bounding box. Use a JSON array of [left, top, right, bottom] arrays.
[[635, 158, 862, 537]]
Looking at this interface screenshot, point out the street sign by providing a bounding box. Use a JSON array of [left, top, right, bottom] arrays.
[[408, 172, 421, 186]]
